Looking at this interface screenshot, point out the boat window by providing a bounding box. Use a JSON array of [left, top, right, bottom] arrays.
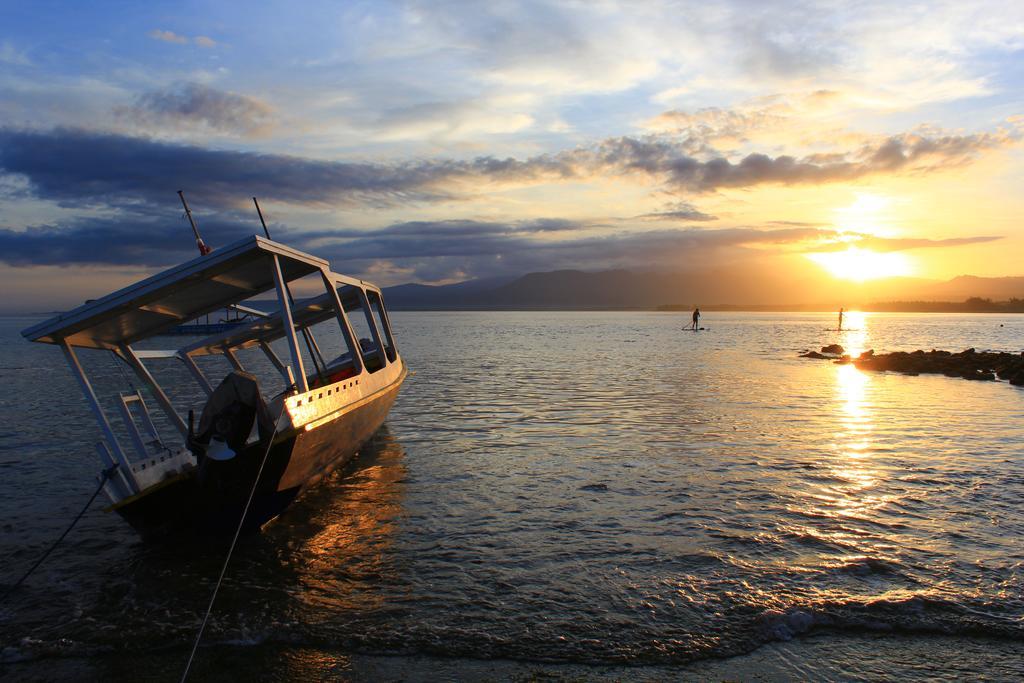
[[336, 284, 386, 373], [304, 317, 361, 387], [366, 289, 398, 362]]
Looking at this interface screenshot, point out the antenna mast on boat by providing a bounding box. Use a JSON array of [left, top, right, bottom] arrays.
[[178, 190, 212, 256], [252, 197, 272, 240]]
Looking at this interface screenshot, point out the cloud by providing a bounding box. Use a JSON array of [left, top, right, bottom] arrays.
[[329, 225, 1004, 283], [383, 1, 660, 95], [586, 130, 1014, 191], [0, 213, 253, 267], [0, 128, 571, 210], [116, 83, 275, 137], [0, 41, 31, 66], [812, 234, 1003, 253], [147, 30, 217, 48], [326, 217, 589, 239], [148, 29, 188, 45], [319, 225, 849, 283], [362, 99, 535, 142], [0, 204, 1001, 292], [636, 201, 717, 222], [0, 214, 591, 271], [0, 126, 1013, 220]]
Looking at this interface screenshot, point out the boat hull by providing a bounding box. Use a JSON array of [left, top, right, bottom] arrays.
[[112, 368, 405, 541]]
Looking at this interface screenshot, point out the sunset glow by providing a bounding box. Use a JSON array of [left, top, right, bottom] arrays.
[[0, 1, 1022, 311], [807, 248, 913, 282]]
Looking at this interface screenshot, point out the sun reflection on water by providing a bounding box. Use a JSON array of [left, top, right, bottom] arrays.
[[838, 310, 868, 357], [277, 432, 408, 615], [825, 362, 892, 524], [837, 364, 871, 458]]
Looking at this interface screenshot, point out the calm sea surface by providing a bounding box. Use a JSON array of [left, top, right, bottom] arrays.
[[1, 311, 1023, 680]]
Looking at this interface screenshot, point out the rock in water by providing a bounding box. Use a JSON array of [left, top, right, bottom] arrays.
[[800, 346, 1024, 391]]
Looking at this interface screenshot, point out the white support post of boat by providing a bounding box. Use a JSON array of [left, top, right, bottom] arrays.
[[178, 352, 214, 396], [60, 341, 138, 494], [369, 289, 399, 359], [117, 344, 189, 438], [321, 269, 363, 375], [96, 441, 134, 501], [223, 347, 245, 373], [117, 394, 155, 460], [272, 254, 308, 393], [357, 287, 389, 368], [259, 342, 292, 383]]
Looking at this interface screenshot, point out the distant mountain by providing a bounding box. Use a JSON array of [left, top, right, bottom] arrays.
[[916, 275, 1024, 300], [383, 275, 517, 308], [383, 267, 1024, 310]]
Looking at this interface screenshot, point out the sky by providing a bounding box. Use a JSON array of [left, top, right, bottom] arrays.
[[1, 0, 1023, 311]]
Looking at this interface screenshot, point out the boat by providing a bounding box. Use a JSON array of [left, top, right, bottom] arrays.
[[22, 234, 407, 540], [166, 304, 264, 335]]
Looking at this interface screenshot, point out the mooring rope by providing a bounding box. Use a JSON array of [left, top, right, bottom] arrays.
[[180, 405, 286, 682], [0, 465, 118, 605]]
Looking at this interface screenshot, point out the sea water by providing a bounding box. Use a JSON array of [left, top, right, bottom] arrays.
[[1, 311, 1022, 680]]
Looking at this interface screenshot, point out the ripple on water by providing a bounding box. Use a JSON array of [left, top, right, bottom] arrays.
[[1, 312, 1023, 671]]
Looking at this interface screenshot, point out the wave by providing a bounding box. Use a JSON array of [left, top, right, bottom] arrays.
[[757, 593, 1024, 644], [4, 591, 1022, 671]]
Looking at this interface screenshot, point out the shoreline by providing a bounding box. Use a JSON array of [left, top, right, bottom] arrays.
[[5, 308, 1024, 317], [4, 632, 1023, 681]]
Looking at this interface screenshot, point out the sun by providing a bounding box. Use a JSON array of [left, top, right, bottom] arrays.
[[807, 247, 912, 281]]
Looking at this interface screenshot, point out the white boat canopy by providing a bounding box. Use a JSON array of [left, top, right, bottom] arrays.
[[22, 235, 330, 350]]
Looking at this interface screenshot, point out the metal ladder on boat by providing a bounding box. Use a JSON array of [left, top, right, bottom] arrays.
[[94, 390, 171, 502], [117, 390, 167, 460]]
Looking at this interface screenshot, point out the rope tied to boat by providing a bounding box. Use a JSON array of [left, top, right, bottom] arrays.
[[180, 402, 287, 682], [0, 464, 119, 606]]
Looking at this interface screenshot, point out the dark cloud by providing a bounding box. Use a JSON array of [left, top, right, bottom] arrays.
[[0, 212, 259, 266], [0, 127, 1010, 220], [305, 217, 590, 241], [0, 128, 571, 211], [0, 125, 1011, 283], [0, 214, 592, 269], [588, 131, 1010, 191], [116, 83, 275, 137], [329, 226, 839, 283], [0, 207, 1002, 290]]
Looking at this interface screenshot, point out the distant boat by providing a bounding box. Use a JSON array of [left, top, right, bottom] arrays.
[[165, 304, 265, 335], [22, 235, 407, 540]]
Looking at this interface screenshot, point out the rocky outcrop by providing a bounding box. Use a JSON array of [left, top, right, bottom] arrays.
[[800, 347, 1024, 386]]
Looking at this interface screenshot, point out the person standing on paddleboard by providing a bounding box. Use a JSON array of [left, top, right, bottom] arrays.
[[838, 307, 844, 331], [692, 307, 701, 330]]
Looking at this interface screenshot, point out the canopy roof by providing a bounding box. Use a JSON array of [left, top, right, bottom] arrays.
[[23, 235, 329, 349]]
